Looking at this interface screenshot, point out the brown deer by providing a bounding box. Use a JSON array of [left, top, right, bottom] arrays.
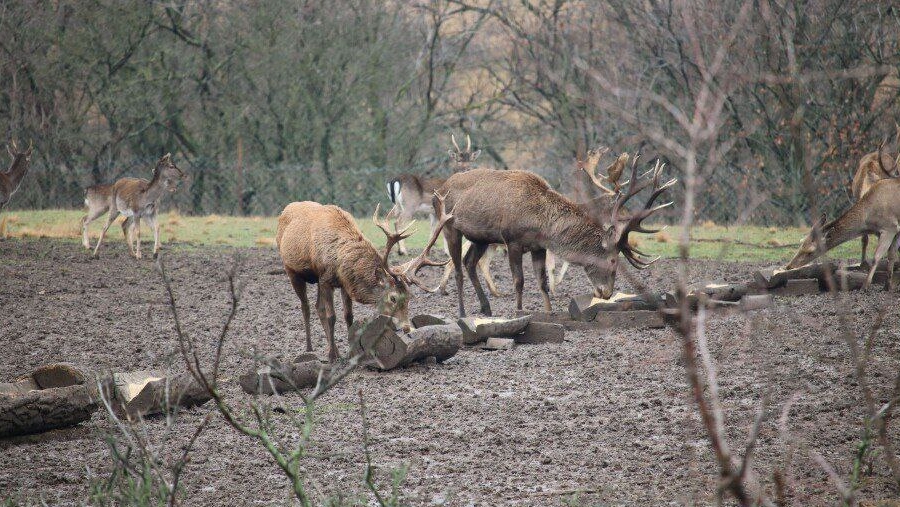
[[437, 157, 674, 317], [786, 177, 900, 290], [277, 193, 451, 361], [548, 148, 632, 292], [849, 127, 900, 266], [83, 153, 185, 259], [386, 133, 502, 296], [0, 140, 33, 211]]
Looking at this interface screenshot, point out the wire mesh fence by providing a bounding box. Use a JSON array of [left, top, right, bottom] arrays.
[[9, 156, 853, 226]]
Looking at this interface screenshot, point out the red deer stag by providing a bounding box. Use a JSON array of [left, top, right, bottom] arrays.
[[0, 140, 33, 211], [437, 157, 674, 316], [849, 126, 900, 266], [83, 153, 185, 259], [386, 134, 501, 296], [277, 192, 452, 362], [786, 177, 900, 290]]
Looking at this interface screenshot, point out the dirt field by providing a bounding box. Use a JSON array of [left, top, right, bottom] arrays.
[[1, 238, 899, 506]]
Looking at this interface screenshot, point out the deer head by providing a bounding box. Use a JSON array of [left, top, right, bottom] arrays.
[[583, 157, 676, 298], [785, 213, 830, 269], [6, 139, 33, 162], [154, 153, 185, 193], [448, 134, 481, 170], [372, 191, 453, 330]]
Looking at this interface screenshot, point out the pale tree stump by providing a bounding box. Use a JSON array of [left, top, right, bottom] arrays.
[[0, 363, 97, 438]]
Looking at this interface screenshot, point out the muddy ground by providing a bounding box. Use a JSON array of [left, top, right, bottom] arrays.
[[1, 238, 899, 506]]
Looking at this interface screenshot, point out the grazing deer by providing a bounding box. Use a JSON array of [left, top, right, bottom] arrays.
[[0, 140, 33, 211], [386, 133, 502, 296], [83, 153, 185, 259], [849, 127, 900, 266], [437, 157, 674, 316], [277, 193, 451, 361], [548, 148, 632, 293], [786, 177, 900, 290]]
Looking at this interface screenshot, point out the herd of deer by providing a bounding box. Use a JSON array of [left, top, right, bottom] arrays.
[[1, 129, 899, 361]]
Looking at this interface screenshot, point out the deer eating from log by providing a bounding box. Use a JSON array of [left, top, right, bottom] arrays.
[[786, 177, 900, 290], [277, 192, 452, 362], [0, 140, 33, 212], [849, 126, 900, 266], [436, 156, 675, 317]]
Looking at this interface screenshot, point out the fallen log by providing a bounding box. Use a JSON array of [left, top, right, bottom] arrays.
[[110, 371, 212, 419], [518, 310, 666, 330], [514, 322, 565, 344], [482, 337, 516, 350], [239, 356, 327, 395], [739, 294, 774, 311], [457, 315, 532, 345], [772, 278, 822, 297], [411, 314, 452, 328], [568, 293, 659, 321], [1, 364, 98, 438], [349, 317, 462, 370]]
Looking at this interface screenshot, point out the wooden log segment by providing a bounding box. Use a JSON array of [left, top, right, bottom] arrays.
[[349, 316, 462, 370], [109, 371, 211, 419], [482, 338, 516, 350], [239, 356, 327, 395], [518, 310, 665, 330], [1, 363, 97, 438], [411, 314, 452, 328], [739, 294, 774, 311], [568, 293, 660, 321], [772, 278, 822, 296], [457, 315, 532, 345], [514, 322, 565, 344]]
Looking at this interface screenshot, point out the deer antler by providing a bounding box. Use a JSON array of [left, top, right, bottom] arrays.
[[612, 158, 677, 269], [465, 134, 471, 152], [578, 146, 616, 195], [392, 191, 454, 291], [877, 138, 893, 178], [372, 203, 415, 271], [451, 134, 461, 153]]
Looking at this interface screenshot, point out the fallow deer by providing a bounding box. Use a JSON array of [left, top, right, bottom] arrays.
[[386, 133, 501, 296], [548, 148, 632, 293], [277, 193, 451, 361], [83, 153, 185, 259], [437, 157, 674, 317], [0, 140, 33, 211], [849, 127, 900, 266], [786, 177, 900, 290]]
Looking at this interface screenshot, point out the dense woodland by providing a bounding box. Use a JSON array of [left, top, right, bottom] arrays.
[[2, 0, 899, 222]]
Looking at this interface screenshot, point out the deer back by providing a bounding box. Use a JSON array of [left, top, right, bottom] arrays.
[[277, 201, 386, 303]]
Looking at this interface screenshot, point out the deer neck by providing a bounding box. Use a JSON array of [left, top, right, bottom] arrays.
[[140, 169, 168, 205], [546, 202, 607, 262], [338, 242, 388, 305], [823, 210, 866, 251], [3, 155, 30, 193]]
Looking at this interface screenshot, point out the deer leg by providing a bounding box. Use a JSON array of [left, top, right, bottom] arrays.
[[395, 218, 409, 256], [478, 245, 504, 297], [341, 288, 354, 329], [120, 217, 133, 255], [546, 250, 557, 295], [132, 217, 142, 259], [286, 269, 313, 352], [865, 232, 894, 289], [82, 207, 107, 249], [885, 233, 900, 291], [860, 234, 869, 268], [445, 227, 467, 317], [316, 284, 338, 362], [508, 245, 525, 311], [531, 249, 552, 311], [556, 260, 570, 287], [146, 214, 160, 258], [464, 241, 492, 316], [92, 209, 119, 258]]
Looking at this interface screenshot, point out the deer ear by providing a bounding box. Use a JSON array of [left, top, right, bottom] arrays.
[[470, 149, 481, 161], [161, 153, 172, 163]]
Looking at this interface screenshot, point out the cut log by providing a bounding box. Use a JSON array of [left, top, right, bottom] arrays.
[[593, 310, 666, 329], [239, 357, 327, 395], [457, 315, 532, 345], [126, 374, 211, 418], [29, 363, 87, 389], [350, 317, 461, 370], [482, 337, 516, 350], [773, 278, 822, 297], [399, 324, 462, 367], [411, 314, 452, 328], [0, 384, 97, 438], [739, 294, 773, 311], [516, 311, 611, 331], [514, 322, 565, 344], [568, 293, 658, 320]]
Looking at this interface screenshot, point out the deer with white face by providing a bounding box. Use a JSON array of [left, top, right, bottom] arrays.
[[83, 153, 185, 259], [849, 126, 900, 266], [437, 156, 674, 316], [277, 193, 451, 361], [386, 134, 502, 296], [0, 140, 33, 212]]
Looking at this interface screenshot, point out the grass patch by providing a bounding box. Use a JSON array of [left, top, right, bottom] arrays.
[[1, 209, 864, 263]]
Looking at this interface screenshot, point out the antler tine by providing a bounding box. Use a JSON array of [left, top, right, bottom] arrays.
[[466, 134, 471, 152], [580, 146, 616, 195], [10, 139, 18, 152], [451, 134, 461, 153], [373, 203, 415, 270], [615, 158, 677, 268], [393, 191, 455, 291]]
